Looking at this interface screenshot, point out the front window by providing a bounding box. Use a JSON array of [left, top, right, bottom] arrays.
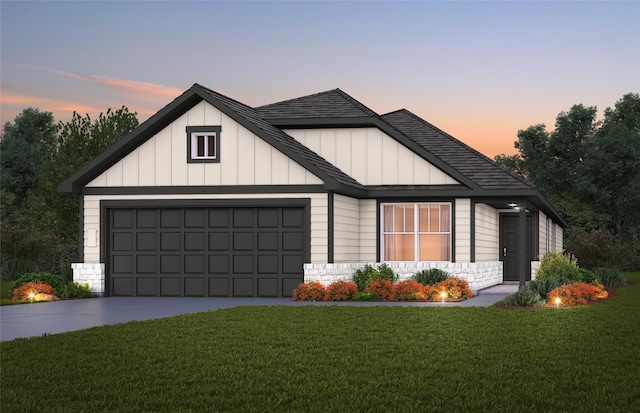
[[381, 203, 451, 261]]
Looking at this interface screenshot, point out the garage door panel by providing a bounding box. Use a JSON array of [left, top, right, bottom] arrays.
[[112, 255, 133, 273], [160, 255, 180, 273], [161, 210, 180, 228], [137, 210, 156, 228], [137, 255, 156, 273], [283, 255, 303, 274], [109, 205, 307, 297], [185, 209, 205, 228], [185, 232, 205, 250], [185, 255, 205, 274], [209, 278, 230, 296], [137, 278, 157, 296], [137, 233, 156, 250], [234, 278, 254, 297], [258, 209, 279, 227], [258, 278, 279, 297], [113, 210, 133, 228], [258, 232, 278, 250], [160, 278, 180, 296], [282, 232, 303, 251], [160, 232, 181, 251], [113, 278, 133, 296], [185, 278, 205, 296], [209, 255, 229, 273], [233, 209, 254, 228], [233, 255, 254, 273], [209, 209, 230, 227], [209, 232, 229, 250]]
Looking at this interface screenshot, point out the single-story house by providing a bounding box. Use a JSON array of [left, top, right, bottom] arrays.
[[59, 84, 566, 297]]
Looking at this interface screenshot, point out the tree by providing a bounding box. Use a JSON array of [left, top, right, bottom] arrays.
[[577, 93, 640, 241], [0, 108, 58, 220], [43, 107, 139, 240]]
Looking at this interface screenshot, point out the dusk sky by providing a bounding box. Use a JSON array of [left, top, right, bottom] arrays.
[[1, 1, 639, 158]]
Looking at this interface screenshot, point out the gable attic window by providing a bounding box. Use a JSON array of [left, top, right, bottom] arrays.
[[187, 126, 221, 163], [381, 203, 451, 261]]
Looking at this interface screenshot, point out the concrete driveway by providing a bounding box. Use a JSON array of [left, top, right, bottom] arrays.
[[1, 284, 516, 342]]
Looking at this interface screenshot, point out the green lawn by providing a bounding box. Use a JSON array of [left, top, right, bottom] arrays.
[[1, 274, 639, 412]]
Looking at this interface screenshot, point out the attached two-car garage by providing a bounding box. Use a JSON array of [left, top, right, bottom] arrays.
[[105, 200, 309, 297]]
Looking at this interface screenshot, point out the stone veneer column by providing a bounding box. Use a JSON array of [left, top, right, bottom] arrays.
[[71, 263, 105, 296]]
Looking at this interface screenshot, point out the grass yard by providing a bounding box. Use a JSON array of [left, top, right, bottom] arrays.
[[1, 274, 639, 412]]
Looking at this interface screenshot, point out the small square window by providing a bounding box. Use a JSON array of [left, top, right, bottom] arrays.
[[187, 126, 221, 163]]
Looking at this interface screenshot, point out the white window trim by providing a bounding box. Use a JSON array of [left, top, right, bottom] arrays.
[[191, 132, 217, 160], [380, 202, 452, 262]]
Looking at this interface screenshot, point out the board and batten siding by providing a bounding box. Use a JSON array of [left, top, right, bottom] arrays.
[[333, 194, 360, 262], [284, 128, 459, 186], [87, 101, 323, 188], [82, 193, 328, 264], [455, 199, 471, 262], [475, 203, 498, 261]]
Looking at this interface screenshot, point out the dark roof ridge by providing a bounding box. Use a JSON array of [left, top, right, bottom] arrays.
[[383, 108, 534, 188], [330, 88, 379, 117]]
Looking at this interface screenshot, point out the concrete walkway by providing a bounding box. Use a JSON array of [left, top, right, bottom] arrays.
[[0, 283, 518, 342]]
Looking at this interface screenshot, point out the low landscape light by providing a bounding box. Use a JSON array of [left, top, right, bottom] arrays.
[[28, 292, 35, 303], [440, 291, 447, 304], [555, 297, 561, 308]]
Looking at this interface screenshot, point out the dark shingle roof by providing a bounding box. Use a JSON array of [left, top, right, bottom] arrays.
[[197, 86, 362, 189], [256, 89, 377, 119], [381, 109, 535, 191]]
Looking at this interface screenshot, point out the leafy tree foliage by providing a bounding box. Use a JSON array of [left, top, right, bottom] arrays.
[[1, 106, 138, 275], [495, 93, 640, 245], [0, 108, 58, 221]]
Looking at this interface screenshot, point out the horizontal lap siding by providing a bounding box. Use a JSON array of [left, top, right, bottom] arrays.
[[88, 102, 322, 188], [475, 203, 498, 261], [455, 199, 471, 262], [285, 128, 459, 186], [333, 194, 360, 262], [539, 211, 548, 257], [359, 200, 377, 262], [82, 193, 328, 264]]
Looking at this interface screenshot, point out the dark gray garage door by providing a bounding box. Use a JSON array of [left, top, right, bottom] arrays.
[[107, 206, 307, 297]]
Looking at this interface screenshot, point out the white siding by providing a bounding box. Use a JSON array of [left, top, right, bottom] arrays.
[[359, 199, 377, 262], [455, 199, 471, 262], [285, 128, 459, 186], [555, 225, 563, 251], [82, 193, 328, 264], [475, 203, 498, 261], [539, 211, 548, 257], [87, 101, 323, 187], [333, 194, 360, 262]]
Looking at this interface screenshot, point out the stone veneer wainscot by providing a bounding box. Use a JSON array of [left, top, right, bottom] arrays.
[[71, 263, 105, 296]]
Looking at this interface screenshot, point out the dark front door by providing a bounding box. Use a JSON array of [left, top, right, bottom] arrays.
[[499, 214, 535, 282], [107, 206, 308, 298]]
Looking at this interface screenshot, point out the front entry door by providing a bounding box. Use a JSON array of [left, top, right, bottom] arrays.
[[499, 214, 535, 282]]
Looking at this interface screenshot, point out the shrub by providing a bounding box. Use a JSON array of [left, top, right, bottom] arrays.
[[392, 280, 426, 301], [292, 281, 326, 301], [366, 280, 395, 301], [11, 272, 66, 296], [412, 268, 450, 286], [526, 277, 571, 300], [593, 268, 627, 287], [12, 282, 56, 301], [352, 291, 379, 301], [324, 280, 358, 301], [536, 251, 582, 281], [0, 221, 65, 275], [352, 264, 398, 292], [578, 268, 599, 284], [502, 289, 546, 307], [57, 282, 93, 299], [565, 227, 633, 270], [548, 282, 608, 306], [437, 276, 473, 300], [0, 259, 39, 281]]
